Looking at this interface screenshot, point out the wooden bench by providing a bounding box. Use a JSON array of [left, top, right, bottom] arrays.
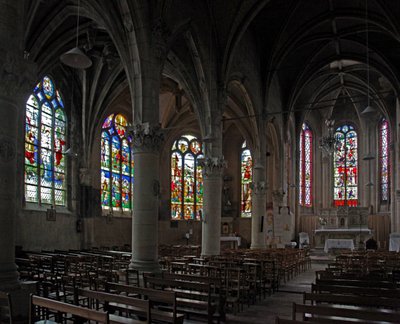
[[144, 276, 222, 323], [105, 282, 184, 324], [275, 318, 308, 324], [30, 294, 109, 323], [311, 283, 400, 298], [0, 291, 12, 324], [315, 278, 396, 289], [292, 302, 400, 323], [303, 292, 400, 310], [74, 288, 150, 323]]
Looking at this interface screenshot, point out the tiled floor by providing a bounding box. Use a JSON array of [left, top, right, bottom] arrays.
[[184, 262, 328, 324]]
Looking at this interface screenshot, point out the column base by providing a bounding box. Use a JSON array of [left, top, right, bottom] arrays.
[[129, 259, 161, 273], [201, 250, 220, 257]]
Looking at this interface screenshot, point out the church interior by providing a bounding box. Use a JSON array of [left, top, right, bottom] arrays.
[[2, 0, 400, 322]]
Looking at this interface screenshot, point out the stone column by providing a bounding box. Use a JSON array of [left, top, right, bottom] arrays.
[[0, 0, 36, 289], [200, 156, 225, 256], [393, 98, 400, 232], [0, 94, 19, 290], [129, 123, 163, 272], [251, 164, 267, 249]]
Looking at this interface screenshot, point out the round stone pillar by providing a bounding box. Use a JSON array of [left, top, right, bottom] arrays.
[[201, 157, 225, 256], [129, 123, 163, 272], [0, 0, 36, 288], [251, 165, 267, 249], [0, 95, 19, 290]]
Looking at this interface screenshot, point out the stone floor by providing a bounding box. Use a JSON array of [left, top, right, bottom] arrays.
[[185, 262, 328, 323]]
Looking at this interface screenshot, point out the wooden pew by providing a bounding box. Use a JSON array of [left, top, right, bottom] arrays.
[[144, 276, 222, 323], [105, 282, 184, 324], [315, 278, 396, 289], [275, 318, 308, 324], [292, 302, 400, 323], [0, 291, 12, 324], [30, 294, 109, 323], [311, 283, 400, 298], [74, 288, 150, 323], [303, 292, 400, 310]]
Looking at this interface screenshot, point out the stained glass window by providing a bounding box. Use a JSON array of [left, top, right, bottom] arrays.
[[333, 125, 358, 207], [171, 135, 203, 220], [241, 141, 252, 217], [379, 118, 390, 202], [100, 114, 134, 211], [25, 76, 67, 206], [299, 123, 312, 207]]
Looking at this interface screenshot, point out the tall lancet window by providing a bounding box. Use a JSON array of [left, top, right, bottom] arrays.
[[24, 76, 67, 206], [170, 135, 204, 220], [299, 122, 312, 207], [379, 118, 390, 202], [100, 114, 134, 212], [333, 124, 358, 207], [241, 141, 252, 217]]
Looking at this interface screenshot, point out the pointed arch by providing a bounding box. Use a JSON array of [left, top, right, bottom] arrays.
[[333, 124, 358, 207], [100, 113, 133, 211], [241, 140, 253, 217], [24, 75, 67, 206], [299, 122, 313, 207], [170, 134, 204, 220], [379, 118, 390, 202]]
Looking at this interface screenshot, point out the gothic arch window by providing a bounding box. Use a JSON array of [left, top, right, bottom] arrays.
[[299, 122, 313, 207], [241, 141, 252, 217], [379, 118, 390, 202], [100, 114, 133, 212], [170, 135, 203, 220], [333, 124, 358, 207], [24, 76, 67, 206]]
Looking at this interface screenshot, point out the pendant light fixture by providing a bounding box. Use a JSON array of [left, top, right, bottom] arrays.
[[60, 0, 92, 69], [361, 0, 375, 115]]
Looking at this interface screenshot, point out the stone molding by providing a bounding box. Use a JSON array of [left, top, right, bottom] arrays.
[[0, 48, 36, 98], [152, 19, 170, 61], [199, 156, 226, 178], [251, 181, 267, 196], [79, 168, 92, 186], [128, 123, 164, 153], [272, 189, 285, 203]]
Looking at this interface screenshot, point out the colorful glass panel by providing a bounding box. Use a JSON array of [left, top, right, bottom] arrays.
[[170, 135, 203, 220], [333, 125, 358, 207], [100, 114, 133, 212], [379, 118, 390, 201], [299, 123, 313, 207], [241, 141, 252, 217], [24, 76, 66, 206]]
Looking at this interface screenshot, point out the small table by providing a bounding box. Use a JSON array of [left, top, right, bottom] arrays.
[[220, 236, 241, 249], [324, 239, 355, 253]]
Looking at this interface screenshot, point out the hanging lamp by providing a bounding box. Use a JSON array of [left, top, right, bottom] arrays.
[[60, 0, 92, 69]]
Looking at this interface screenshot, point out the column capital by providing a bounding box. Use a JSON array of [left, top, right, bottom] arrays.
[[128, 123, 164, 153], [199, 156, 226, 178], [0, 48, 37, 99]]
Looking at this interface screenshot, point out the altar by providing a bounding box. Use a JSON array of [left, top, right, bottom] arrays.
[[314, 207, 372, 250], [324, 239, 355, 253], [220, 236, 241, 249]]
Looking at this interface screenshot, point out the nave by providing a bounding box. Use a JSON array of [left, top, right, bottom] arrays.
[[10, 246, 400, 323]]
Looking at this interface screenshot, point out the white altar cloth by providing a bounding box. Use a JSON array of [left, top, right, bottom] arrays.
[[220, 236, 241, 249], [324, 239, 355, 253]]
